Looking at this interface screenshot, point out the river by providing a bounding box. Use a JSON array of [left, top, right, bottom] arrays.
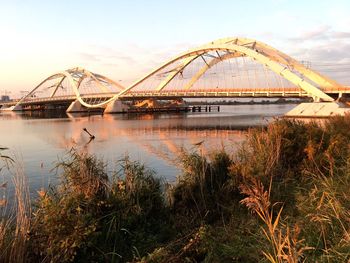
[[0, 104, 296, 196]]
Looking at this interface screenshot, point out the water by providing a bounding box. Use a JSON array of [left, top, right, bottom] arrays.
[[0, 104, 296, 195]]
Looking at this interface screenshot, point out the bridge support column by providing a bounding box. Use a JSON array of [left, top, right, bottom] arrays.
[[45, 104, 55, 110], [66, 100, 88, 113], [0, 104, 23, 111], [104, 99, 129, 114], [13, 104, 23, 111], [312, 96, 321, 102]]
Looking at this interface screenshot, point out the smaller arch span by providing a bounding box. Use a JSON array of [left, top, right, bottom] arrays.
[[15, 67, 125, 109]]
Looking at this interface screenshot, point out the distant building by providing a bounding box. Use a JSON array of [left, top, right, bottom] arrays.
[[1, 95, 10, 102]]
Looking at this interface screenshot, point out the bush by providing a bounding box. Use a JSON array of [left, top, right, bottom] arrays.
[[28, 152, 172, 262], [170, 149, 235, 228], [236, 117, 350, 262]]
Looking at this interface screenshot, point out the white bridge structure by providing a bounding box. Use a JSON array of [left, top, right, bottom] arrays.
[[2, 37, 350, 116]]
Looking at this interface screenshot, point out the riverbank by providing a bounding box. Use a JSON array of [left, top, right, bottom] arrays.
[[187, 98, 307, 105], [1, 115, 349, 262]]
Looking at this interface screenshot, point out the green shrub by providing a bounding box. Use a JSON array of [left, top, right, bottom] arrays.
[[237, 116, 350, 262], [28, 152, 172, 262], [29, 151, 108, 262], [171, 150, 235, 228]]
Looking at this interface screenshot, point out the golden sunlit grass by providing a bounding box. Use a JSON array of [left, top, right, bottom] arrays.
[[240, 178, 310, 263]]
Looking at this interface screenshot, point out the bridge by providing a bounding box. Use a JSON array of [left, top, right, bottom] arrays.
[[1, 37, 350, 116]]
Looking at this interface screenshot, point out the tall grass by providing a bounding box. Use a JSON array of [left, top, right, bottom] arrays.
[[236, 117, 350, 262], [1, 115, 350, 262], [27, 151, 172, 262], [0, 150, 31, 263], [170, 149, 234, 229], [240, 178, 307, 263]]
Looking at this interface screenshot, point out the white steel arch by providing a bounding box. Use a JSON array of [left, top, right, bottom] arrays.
[[16, 67, 125, 109], [115, 37, 342, 102]]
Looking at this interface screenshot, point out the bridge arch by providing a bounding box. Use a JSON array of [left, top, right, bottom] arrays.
[[16, 67, 125, 109], [115, 37, 343, 102]]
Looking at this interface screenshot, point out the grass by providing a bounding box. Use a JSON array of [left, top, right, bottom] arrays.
[[0, 150, 31, 263], [27, 152, 172, 262], [1, 115, 350, 262]]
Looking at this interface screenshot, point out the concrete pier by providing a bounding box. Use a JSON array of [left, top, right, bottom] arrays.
[[285, 102, 350, 117], [104, 100, 130, 113], [66, 100, 88, 113], [0, 105, 23, 111]]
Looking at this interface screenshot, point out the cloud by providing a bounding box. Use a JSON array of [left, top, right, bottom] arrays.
[[74, 42, 194, 85], [330, 31, 350, 39], [282, 24, 350, 66], [288, 25, 350, 42], [301, 25, 331, 39], [288, 25, 331, 42], [78, 50, 136, 64], [287, 41, 350, 85], [290, 41, 350, 62], [79, 52, 101, 62], [107, 54, 135, 63], [315, 43, 350, 61]]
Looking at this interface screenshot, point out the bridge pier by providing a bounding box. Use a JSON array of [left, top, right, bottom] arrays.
[[66, 100, 89, 113], [285, 102, 350, 117], [0, 104, 23, 111], [104, 99, 129, 114]]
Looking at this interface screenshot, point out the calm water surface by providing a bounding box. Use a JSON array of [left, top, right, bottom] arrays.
[[0, 104, 296, 195]]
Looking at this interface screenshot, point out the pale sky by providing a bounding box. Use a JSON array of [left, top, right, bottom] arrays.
[[1, 0, 350, 96]]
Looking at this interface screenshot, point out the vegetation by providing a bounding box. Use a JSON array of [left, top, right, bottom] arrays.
[[1, 116, 350, 262]]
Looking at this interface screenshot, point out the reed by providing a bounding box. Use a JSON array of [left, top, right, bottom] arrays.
[[240, 178, 307, 263], [0, 150, 31, 263], [170, 149, 233, 228], [9, 162, 31, 263]]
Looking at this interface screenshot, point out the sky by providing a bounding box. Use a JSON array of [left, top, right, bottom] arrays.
[[0, 0, 350, 96]]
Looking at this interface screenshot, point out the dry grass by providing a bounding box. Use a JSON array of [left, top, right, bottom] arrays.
[[240, 178, 309, 263], [9, 163, 31, 263], [0, 152, 31, 263]]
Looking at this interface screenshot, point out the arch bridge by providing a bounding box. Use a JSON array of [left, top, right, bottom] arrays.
[[2, 37, 350, 114], [1, 67, 125, 111]]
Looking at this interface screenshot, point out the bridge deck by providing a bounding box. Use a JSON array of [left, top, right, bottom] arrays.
[[1, 87, 350, 108]]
